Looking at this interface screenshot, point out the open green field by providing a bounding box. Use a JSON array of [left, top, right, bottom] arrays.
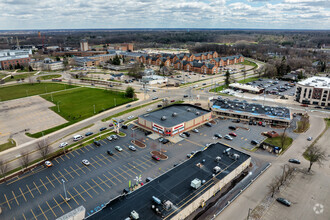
[[37, 74, 62, 80], [239, 60, 258, 68], [42, 87, 133, 122], [0, 83, 77, 101], [264, 136, 293, 152]]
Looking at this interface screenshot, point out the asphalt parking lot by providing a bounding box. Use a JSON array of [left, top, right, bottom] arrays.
[[248, 79, 296, 97]]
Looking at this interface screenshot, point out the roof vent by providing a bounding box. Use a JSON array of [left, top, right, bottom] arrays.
[[196, 112, 200, 115], [187, 108, 191, 112], [161, 116, 167, 121], [172, 112, 177, 117]]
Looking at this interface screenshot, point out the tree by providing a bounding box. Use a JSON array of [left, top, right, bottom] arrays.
[[303, 145, 327, 172], [0, 160, 8, 181], [279, 127, 288, 149], [9, 64, 13, 70], [267, 179, 278, 198], [28, 65, 34, 72], [225, 70, 230, 86], [20, 152, 30, 171], [112, 55, 121, 65], [56, 56, 61, 61], [243, 70, 247, 83], [128, 63, 143, 79], [125, 86, 135, 98], [37, 140, 49, 161]]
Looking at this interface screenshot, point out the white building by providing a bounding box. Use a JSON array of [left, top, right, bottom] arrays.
[[295, 76, 330, 107], [141, 75, 168, 85], [30, 58, 64, 71], [80, 39, 89, 51]]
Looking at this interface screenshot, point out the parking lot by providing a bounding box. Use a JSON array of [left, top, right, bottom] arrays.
[[247, 79, 296, 97]]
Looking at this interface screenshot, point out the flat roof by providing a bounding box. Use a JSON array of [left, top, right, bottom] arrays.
[[88, 143, 251, 220], [139, 104, 211, 128], [297, 76, 330, 89], [212, 98, 291, 120], [229, 83, 263, 92]]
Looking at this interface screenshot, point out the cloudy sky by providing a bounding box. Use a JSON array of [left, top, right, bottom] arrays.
[[0, 0, 329, 30]]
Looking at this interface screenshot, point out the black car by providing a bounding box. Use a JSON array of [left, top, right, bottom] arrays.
[[183, 132, 190, 137], [249, 121, 253, 125], [100, 127, 107, 131], [107, 150, 114, 156], [161, 139, 169, 144], [126, 104, 131, 108], [183, 95, 188, 98], [121, 124, 128, 129], [145, 131, 152, 136], [93, 140, 101, 146], [119, 119, 124, 123], [253, 121, 257, 125], [229, 126, 237, 130], [205, 122, 212, 127], [251, 140, 259, 145], [85, 132, 93, 136], [288, 159, 301, 164], [157, 104, 162, 108], [214, 134, 222, 139], [276, 198, 291, 207]]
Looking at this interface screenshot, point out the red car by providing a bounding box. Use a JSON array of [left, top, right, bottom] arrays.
[[170, 100, 175, 102], [109, 123, 113, 127], [152, 155, 160, 161], [229, 132, 237, 137], [258, 121, 262, 126]]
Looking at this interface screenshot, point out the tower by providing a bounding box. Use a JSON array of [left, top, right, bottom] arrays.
[[80, 39, 88, 51]]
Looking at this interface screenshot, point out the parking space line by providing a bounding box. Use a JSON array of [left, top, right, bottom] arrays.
[[132, 160, 148, 170], [22, 213, 27, 220], [39, 204, 48, 220], [19, 187, 27, 202], [26, 185, 34, 198], [91, 158, 103, 167], [92, 179, 105, 192], [128, 163, 143, 173], [67, 191, 79, 205], [58, 171, 68, 182], [40, 179, 48, 191], [59, 156, 65, 161], [98, 176, 111, 189], [123, 165, 137, 176], [107, 171, 122, 183], [46, 201, 57, 217], [95, 155, 107, 165], [69, 152, 75, 158], [30, 209, 37, 220], [55, 158, 59, 163], [46, 176, 55, 188], [86, 145, 94, 150], [85, 181, 99, 194], [4, 194, 11, 209], [33, 182, 41, 194], [79, 148, 85, 153], [65, 154, 70, 159], [64, 168, 74, 179], [99, 154, 112, 163], [74, 150, 80, 155], [53, 197, 64, 213], [60, 193, 72, 209], [70, 166, 81, 176], [75, 165, 86, 174], [113, 169, 128, 180], [83, 146, 89, 151], [80, 184, 93, 198], [73, 187, 86, 201], [52, 173, 62, 184], [135, 159, 151, 167], [103, 174, 116, 186], [87, 162, 96, 170]]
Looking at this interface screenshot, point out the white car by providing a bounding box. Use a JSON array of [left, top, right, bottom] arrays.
[[115, 146, 123, 152], [127, 115, 135, 120], [307, 137, 313, 141], [192, 129, 199, 133], [224, 135, 233, 140], [82, 159, 90, 166], [147, 108, 153, 112], [106, 136, 112, 141], [59, 142, 68, 148], [128, 145, 136, 151]]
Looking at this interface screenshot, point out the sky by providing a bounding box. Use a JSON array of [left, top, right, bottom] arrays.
[[0, 0, 329, 30]]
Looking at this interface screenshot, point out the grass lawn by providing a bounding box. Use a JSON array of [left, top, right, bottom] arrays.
[[0, 139, 16, 152], [4, 72, 36, 82], [37, 74, 62, 80], [264, 136, 293, 152], [0, 83, 77, 101], [325, 118, 330, 128], [239, 60, 258, 68]]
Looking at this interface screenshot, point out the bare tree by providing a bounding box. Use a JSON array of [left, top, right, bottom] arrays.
[[280, 127, 288, 149], [37, 139, 49, 161], [20, 152, 30, 171], [243, 70, 247, 83], [300, 114, 309, 132], [304, 145, 327, 172], [267, 179, 278, 198], [0, 160, 8, 181]]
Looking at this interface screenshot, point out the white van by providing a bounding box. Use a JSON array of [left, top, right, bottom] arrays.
[[73, 135, 83, 141]]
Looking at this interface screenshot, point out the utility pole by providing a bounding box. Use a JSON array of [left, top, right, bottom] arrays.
[[93, 104, 96, 114]]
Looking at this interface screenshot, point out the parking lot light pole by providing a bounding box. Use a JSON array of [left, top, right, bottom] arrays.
[[57, 101, 61, 113], [61, 179, 70, 201], [93, 104, 96, 114]]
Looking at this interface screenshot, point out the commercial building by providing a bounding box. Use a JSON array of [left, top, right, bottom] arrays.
[[0, 49, 32, 70], [141, 75, 168, 85], [80, 39, 89, 51], [210, 98, 291, 126], [229, 83, 264, 94], [29, 58, 64, 71], [138, 104, 212, 137], [295, 76, 330, 107], [88, 143, 251, 220], [72, 57, 100, 67]]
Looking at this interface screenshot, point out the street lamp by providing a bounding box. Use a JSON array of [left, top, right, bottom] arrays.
[[93, 104, 96, 114], [57, 101, 61, 113], [61, 179, 70, 201]]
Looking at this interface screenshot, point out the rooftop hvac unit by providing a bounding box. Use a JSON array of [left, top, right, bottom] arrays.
[[196, 112, 200, 115], [223, 148, 231, 154], [172, 112, 177, 117], [164, 200, 173, 211], [161, 116, 167, 121], [213, 166, 221, 173], [130, 210, 139, 220], [152, 196, 162, 205], [232, 154, 240, 160], [187, 108, 191, 112], [191, 178, 201, 189], [215, 156, 221, 162]]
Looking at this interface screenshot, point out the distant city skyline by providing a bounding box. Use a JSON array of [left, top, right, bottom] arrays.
[[0, 0, 329, 30]]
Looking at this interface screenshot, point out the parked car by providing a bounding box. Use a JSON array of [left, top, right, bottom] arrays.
[[288, 159, 301, 164], [192, 129, 199, 133], [253, 121, 257, 125], [251, 140, 259, 145], [147, 108, 153, 112], [232, 119, 240, 123], [152, 97, 158, 100], [157, 104, 162, 108], [170, 100, 175, 102], [115, 146, 123, 152], [99, 127, 107, 131], [183, 131, 190, 137], [214, 134, 222, 139], [183, 95, 188, 98], [128, 145, 136, 151], [59, 142, 68, 148], [119, 119, 125, 123], [276, 198, 291, 207], [152, 155, 160, 161], [249, 121, 253, 125], [111, 135, 118, 140], [126, 104, 131, 108], [229, 132, 237, 137], [307, 137, 313, 141], [161, 139, 169, 144], [109, 123, 114, 127], [107, 150, 114, 156], [145, 131, 152, 136], [158, 137, 164, 142], [93, 140, 101, 146], [106, 136, 112, 141], [179, 133, 186, 138], [121, 124, 128, 129], [127, 115, 134, 120], [224, 135, 233, 140], [262, 122, 266, 127], [205, 122, 212, 127], [85, 132, 93, 136], [82, 159, 90, 166], [229, 126, 237, 130], [45, 161, 53, 167]]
